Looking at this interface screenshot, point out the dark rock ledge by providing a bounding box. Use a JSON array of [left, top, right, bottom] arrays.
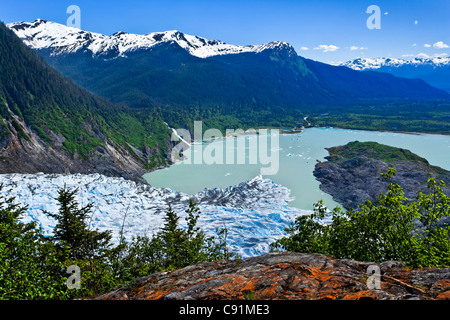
[[93, 252, 450, 300]]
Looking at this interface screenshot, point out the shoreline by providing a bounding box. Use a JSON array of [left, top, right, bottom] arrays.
[[145, 125, 450, 180], [143, 125, 449, 210], [310, 125, 450, 137], [151, 125, 449, 177]]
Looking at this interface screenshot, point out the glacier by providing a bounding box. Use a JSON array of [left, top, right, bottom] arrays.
[[0, 173, 311, 258]]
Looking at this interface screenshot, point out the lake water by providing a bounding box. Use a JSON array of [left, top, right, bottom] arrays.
[[144, 127, 450, 211]]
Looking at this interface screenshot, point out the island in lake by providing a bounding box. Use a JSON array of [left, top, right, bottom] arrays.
[[313, 141, 450, 210]]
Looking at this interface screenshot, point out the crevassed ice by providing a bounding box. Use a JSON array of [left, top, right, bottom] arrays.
[[0, 173, 311, 258]]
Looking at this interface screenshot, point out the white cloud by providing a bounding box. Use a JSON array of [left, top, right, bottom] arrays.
[[313, 44, 340, 52], [384, 12, 389, 15], [433, 41, 449, 49], [414, 20, 418, 25], [424, 44, 431, 48], [300, 46, 309, 51], [412, 43, 417, 47], [402, 54, 414, 58], [349, 46, 368, 51]]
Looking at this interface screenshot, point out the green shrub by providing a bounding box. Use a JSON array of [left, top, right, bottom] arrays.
[[114, 199, 234, 282], [272, 168, 450, 268], [0, 185, 70, 300], [0, 186, 232, 299]]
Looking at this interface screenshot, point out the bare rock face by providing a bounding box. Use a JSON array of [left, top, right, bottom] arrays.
[[93, 252, 450, 300], [0, 114, 155, 184]]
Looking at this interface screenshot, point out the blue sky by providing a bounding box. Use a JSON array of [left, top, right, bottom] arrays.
[[1, 0, 449, 63]]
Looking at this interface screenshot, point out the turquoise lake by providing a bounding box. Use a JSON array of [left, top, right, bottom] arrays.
[[144, 128, 450, 211]]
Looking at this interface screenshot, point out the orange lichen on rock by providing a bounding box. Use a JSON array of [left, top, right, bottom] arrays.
[[93, 252, 450, 301], [342, 290, 379, 300], [259, 283, 281, 297], [141, 289, 172, 300], [308, 267, 333, 282], [436, 291, 450, 300]]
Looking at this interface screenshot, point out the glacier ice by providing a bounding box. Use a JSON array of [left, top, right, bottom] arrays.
[[0, 173, 311, 258]]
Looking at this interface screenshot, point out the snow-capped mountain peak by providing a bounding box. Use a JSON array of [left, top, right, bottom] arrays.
[[341, 56, 450, 92], [7, 19, 296, 59], [342, 56, 450, 70]]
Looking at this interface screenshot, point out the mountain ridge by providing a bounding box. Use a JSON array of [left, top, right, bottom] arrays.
[[6, 19, 450, 136], [0, 21, 172, 182], [342, 56, 450, 70], [8, 19, 295, 59]]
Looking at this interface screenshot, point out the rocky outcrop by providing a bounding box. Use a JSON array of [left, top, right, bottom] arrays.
[[313, 141, 450, 210], [93, 252, 450, 300]]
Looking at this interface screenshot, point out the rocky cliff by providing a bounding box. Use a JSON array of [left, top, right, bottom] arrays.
[[0, 21, 172, 183], [0, 111, 153, 183], [313, 141, 450, 210], [93, 252, 450, 300]]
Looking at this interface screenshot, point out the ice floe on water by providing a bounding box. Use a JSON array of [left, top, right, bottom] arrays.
[[0, 173, 311, 257]]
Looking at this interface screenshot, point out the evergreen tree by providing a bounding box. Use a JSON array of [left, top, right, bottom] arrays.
[[45, 186, 115, 296], [119, 200, 234, 277], [159, 204, 187, 268], [0, 185, 234, 299], [0, 185, 69, 299], [46, 186, 112, 261]]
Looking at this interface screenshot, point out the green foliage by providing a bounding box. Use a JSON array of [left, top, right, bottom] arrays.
[[11, 118, 30, 141], [0, 185, 70, 300], [328, 141, 429, 164], [0, 22, 171, 167], [272, 168, 450, 268], [115, 199, 235, 282], [310, 103, 450, 135], [45, 186, 113, 269], [0, 186, 232, 300], [0, 121, 10, 139]]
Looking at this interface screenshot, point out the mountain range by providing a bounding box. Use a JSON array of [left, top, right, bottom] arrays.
[[341, 57, 450, 92], [9, 19, 293, 59], [1, 19, 450, 180], [7, 19, 449, 132]]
